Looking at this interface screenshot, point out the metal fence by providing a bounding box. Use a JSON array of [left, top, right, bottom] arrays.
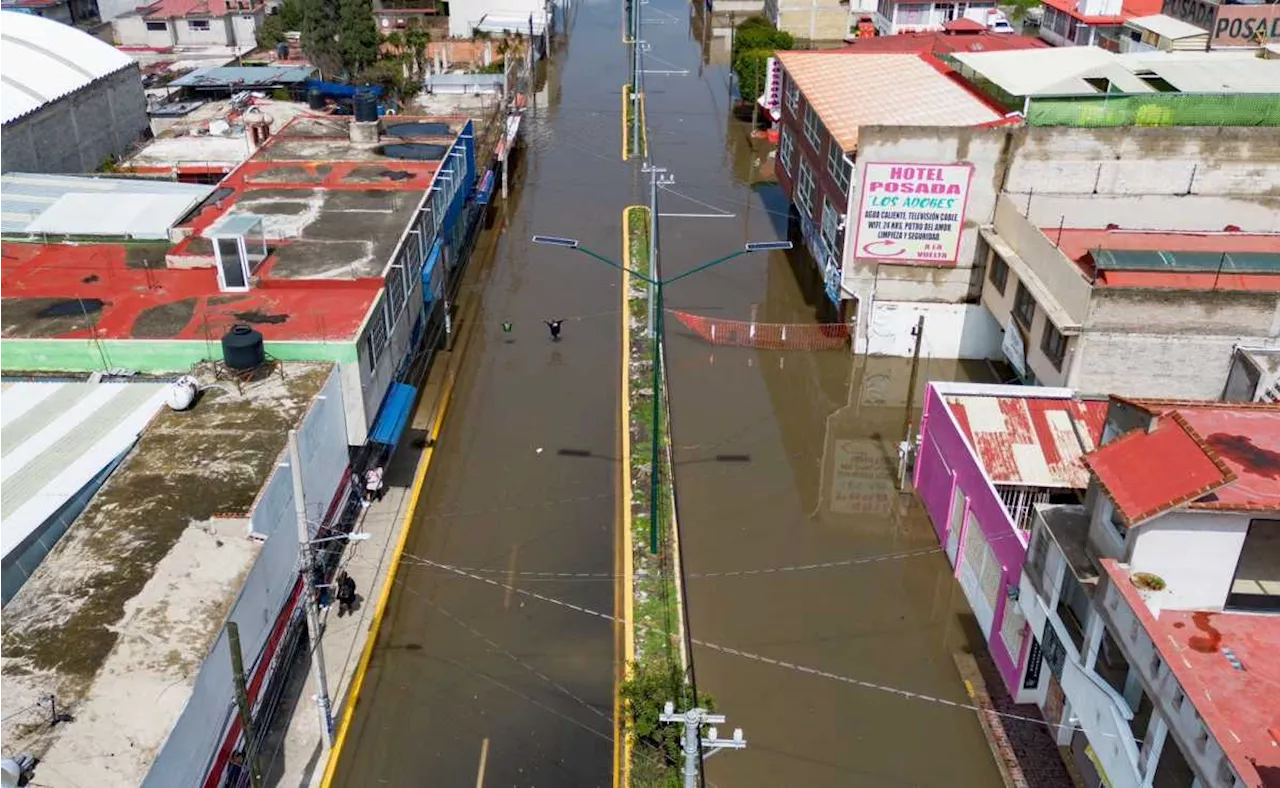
[[1025, 93, 1280, 128]]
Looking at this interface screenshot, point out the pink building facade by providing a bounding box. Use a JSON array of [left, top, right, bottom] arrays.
[[914, 381, 1105, 701]]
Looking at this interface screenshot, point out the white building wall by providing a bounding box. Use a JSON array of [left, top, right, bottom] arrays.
[[447, 0, 545, 38], [865, 301, 1003, 359], [172, 16, 236, 45], [1127, 510, 1251, 611], [231, 12, 262, 46]]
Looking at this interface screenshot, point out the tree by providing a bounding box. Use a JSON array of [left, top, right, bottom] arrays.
[[340, 0, 381, 74], [728, 19, 792, 103], [403, 18, 431, 80], [256, 0, 302, 48], [301, 0, 341, 77]]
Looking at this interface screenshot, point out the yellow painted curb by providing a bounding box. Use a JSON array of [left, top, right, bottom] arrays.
[[319, 361, 461, 787], [621, 84, 630, 161], [637, 91, 648, 161]]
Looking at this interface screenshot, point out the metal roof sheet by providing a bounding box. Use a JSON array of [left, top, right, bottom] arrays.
[[0, 10, 136, 125], [1124, 13, 1208, 40], [0, 380, 168, 562], [1, 173, 215, 239], [946, 394, 1108, 488], [168, 65, 316, 88]]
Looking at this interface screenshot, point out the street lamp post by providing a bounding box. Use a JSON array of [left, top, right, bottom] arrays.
[[531, 235, 791, 553]]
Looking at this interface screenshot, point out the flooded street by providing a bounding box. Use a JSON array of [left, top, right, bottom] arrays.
[[335, 3, 636, 783], [642, 3, 1007, 786], [337, 0, 1006, 782]]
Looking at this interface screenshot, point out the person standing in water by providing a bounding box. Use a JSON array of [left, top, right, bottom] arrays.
[[544, 319, 563, 341]]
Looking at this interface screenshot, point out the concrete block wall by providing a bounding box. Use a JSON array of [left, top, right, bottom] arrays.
[[0, 66, 149, 175], [776, 2, 849, 40], [1072, 330, 1278, 399]]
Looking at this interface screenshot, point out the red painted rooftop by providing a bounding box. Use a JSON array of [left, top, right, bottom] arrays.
[[1047, 228, 1280, 293], [946, 394, 1108, 488], [1086, 412, 1236, 526], [140, 0, 259, 19], [835, 29, 1049, 54], [2, 114, 466, 345], [1040, 0, 1161, 25], [1102, 559, 1280, 787]]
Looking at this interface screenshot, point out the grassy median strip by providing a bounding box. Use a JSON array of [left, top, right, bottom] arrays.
[[620, 206, 708, 786]]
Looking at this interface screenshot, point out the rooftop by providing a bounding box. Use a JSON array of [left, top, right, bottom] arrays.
[[1086, 400, 1280, 526], [833, 29, 1049, 55], [1, 10, 136, 125], [2, 115, 469, 345], [0, 173, 215, 240], [1123, 13, 1209, 39], [168, 65, 316, 89], [139, 0, 260, 19], [1048, 228, 1280, 293], [945, 392, 1108, 488], [1040, 0, 1161, 25], [131, 98, 317, 174], [0, 364, 330, 785], [1102, 559, 1280, 787], [949, 46, 1280, 97], [1086, 412, 1236, 526], [776, 51, 1004, 152], [1, 380, 169, 567]]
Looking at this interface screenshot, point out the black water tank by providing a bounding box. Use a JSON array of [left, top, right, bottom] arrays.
[[222, 324, 265, 371], [307, 87, 325, 111], [353, 90, 378, 123]]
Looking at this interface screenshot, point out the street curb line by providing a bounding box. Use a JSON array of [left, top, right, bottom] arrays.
[[319, 307, 480, 786], [637, 91, 648, 161], [618, 205, 640, 788]]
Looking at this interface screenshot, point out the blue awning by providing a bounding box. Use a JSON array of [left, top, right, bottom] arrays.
[[475, 170, 495, 206], [422, 238, 443, 303], [369, 382, 417, 446]]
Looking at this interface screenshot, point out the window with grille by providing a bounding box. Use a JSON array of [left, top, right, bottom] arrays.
[[796, 159, 816, 220], [187, 18, 210, 30], [785, 73, 799, 115], [778, 128, 795, 177], [387, 265, 406, 319], [365, 298, 389, 367], [146, 20, 167, 30], [803, 105, 823, 151], [1013, 281, 1036, 328], [827, 144, 851, 194]]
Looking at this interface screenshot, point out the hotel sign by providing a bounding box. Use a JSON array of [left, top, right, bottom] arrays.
[[853, 163, 974, 265], [1161, 0, 1280, 45]]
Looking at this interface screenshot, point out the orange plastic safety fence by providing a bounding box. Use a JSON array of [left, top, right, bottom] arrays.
[[670, 310, 850, 351]]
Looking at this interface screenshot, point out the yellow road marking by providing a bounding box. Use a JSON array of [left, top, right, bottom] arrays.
[[319, 359, 462, 787], [475, 737, 490, 788]]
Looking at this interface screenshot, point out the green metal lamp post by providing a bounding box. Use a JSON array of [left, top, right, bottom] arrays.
[[532, 235, 792, 553]]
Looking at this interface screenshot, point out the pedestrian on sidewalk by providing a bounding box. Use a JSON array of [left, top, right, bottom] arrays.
[[363, 465, 385, 506], [336, 570, 357, 617], [544, 319, 563, 341]]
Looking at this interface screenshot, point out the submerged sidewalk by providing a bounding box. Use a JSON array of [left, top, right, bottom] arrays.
[[265, 355, 452, 788]]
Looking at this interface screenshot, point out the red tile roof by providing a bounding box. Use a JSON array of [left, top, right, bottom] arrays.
[[141, 0, 257, 19], [1102, 560, 1280, 788], [834, 30, 1049, 54], [947, 394, 1108, 488], [1085, 412, 1236, 526]]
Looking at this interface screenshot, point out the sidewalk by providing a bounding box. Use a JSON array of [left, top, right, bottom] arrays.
[[267, 361, 447, 788]]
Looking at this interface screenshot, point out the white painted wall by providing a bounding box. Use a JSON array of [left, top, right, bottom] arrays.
[[447, 0, 545, 38], [114, 15, 178, 46], [1128, 510, 1251, 611], [864, 301, 1003, 359]]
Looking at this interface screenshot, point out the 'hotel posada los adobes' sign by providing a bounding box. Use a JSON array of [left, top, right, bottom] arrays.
[[853, 163, 974, 265], [1161, 0, 1280, 46]]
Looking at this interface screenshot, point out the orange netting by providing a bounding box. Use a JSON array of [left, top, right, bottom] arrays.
[[670, 310, 850, 351]]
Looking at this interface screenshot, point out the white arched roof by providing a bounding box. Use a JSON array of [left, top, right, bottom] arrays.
[[1, 10, 136, 125]]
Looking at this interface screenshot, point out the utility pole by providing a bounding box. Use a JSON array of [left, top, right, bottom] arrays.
[[642, 165, 673, 336], [290, 429, 334, 750], [227, 621, 264, 788], [659, 702, 747, 788], [898, 315, 925, 490]]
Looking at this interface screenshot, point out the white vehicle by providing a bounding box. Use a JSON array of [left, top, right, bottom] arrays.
[[987, 9, 1016, 32]]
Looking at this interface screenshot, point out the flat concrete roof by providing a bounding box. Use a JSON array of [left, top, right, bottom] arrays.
[[0, 363, 330, 786]]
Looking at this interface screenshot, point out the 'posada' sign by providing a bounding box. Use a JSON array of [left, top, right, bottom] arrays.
[[853, 162, 974, 265]]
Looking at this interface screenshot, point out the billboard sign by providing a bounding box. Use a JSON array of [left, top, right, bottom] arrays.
[[759, 56, 783, 122], [1160, 0, 1215, 30], [1160, 0, 1280, 45], [853, 163, 974, 265]]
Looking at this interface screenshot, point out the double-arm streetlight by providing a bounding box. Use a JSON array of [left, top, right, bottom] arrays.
[[532, 235, 792, 553]]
